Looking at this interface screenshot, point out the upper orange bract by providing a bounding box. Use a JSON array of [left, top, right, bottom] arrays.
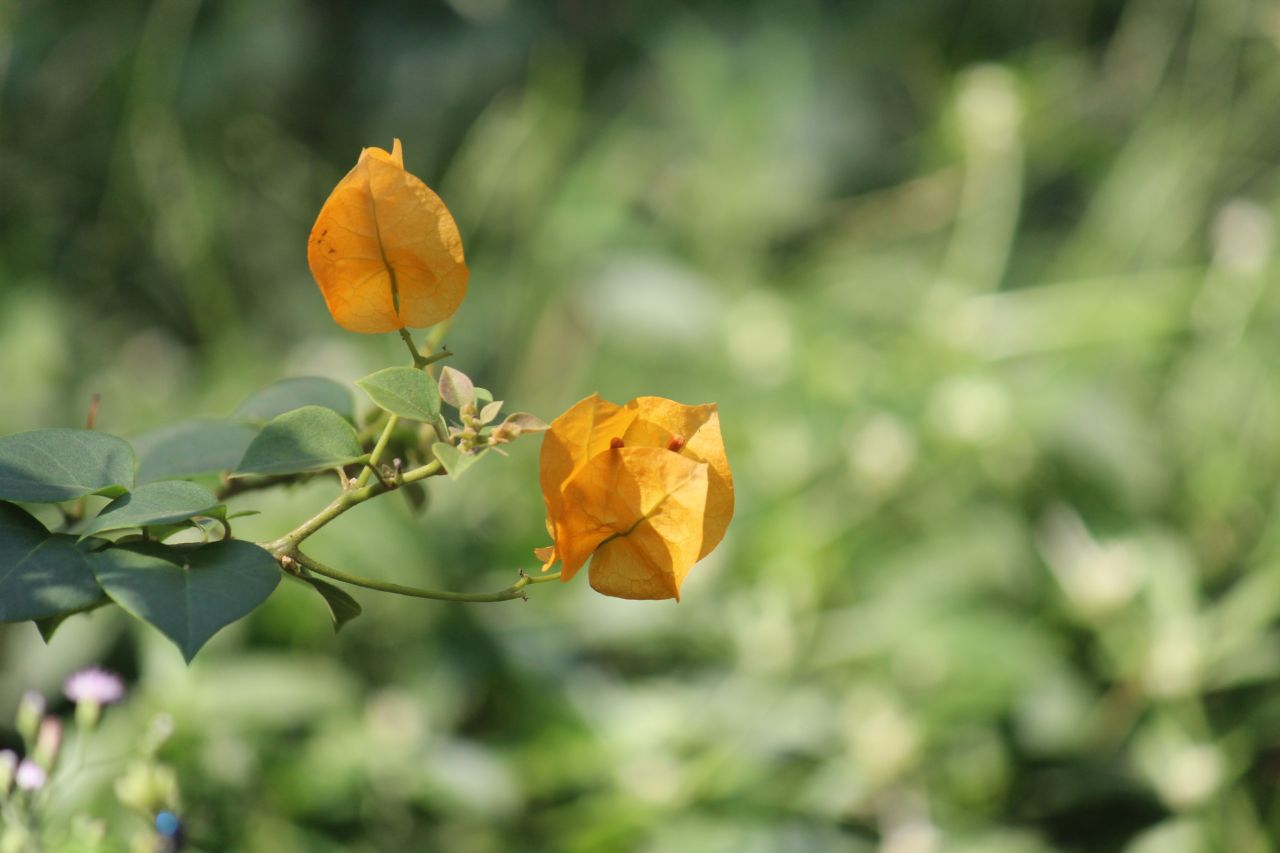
[[537, 394, 734, 600], [308, 139, 469, 334]]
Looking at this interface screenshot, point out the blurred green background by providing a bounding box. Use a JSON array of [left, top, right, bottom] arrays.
[[3, 0, 1280, 849]]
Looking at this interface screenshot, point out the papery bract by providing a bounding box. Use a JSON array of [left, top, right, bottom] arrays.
[[537, 394, 734, 600], [308, 139, 468, 334]]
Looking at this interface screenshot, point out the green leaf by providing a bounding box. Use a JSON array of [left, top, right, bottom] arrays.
[[36, 600, 112, 643], [355, 367, 442, 422], [233, 406, 365, 477], [0, 502, 107, 622], [0, 429, 135, 503], [402, 481, 429, 515], [479, 400, 504, 424], [232, 377, 355, 424], [299, 575, 362, 632], [132, 419, 257, 484], [432, 442, 485, 480], [89, 540, 281, 662], [474, 387, 494, 404], [79, 481, 224, 540]]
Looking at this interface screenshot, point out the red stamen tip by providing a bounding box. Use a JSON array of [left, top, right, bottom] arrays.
[[667, 436, 686, 452], [610, 437, 625, 449]]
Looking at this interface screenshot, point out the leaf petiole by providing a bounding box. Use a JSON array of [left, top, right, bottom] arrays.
[[291, 550, 561, 603]]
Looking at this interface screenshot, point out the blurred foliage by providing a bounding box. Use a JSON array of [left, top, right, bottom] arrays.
[[4, 0, 1280, 849]]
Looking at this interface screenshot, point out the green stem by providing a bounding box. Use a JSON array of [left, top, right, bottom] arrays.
[[399, 328, 428, 368], [420, 348, 453, 367], [356, 414, 399, 488], [398, 328, 453, 371], [263, 460, 443, 553], [292, 551, 561, 603]]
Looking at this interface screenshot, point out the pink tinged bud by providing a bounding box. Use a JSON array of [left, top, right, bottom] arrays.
[[438, 366, 476, 410], [34, 718, 62, 769], [502, 413, 548, 433], [15, 760, 46, 791], [610, 437, 625, 449], [64, 667, 125, 706]]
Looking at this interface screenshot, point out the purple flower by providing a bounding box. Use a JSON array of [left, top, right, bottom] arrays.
[[64, 667, 125, 706], [15, 760, 46, 791]]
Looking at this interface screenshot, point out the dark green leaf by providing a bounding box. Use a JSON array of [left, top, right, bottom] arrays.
[[89, 540, 281, 662], [0, 429, 134, 503], [0, 502, 107, 622], [402, 481, 429, 515], [79, 481, 224, 540], [355, 367, 442, 422], [233, 406, 365, 477], [36, 599, 111, 643], [432, 442, 484, 480], [232, 377, 355, 424], [299, 575, 362, 632], [132, 419, 257, 484]]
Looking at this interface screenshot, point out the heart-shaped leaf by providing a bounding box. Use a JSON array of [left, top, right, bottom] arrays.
[[355, 367, 442, 422], [432, 442, 485, 481], [79, 481, 225, 540], [89, 540, 281, 662], [234, 406, 365, 477], [298, 575, 362, 632], [232, 377, 355, 424], [132, 419, 257, 484], [36, 600, 112, 643], [0, 429, 135, 503], [0, 502, 108, 622]]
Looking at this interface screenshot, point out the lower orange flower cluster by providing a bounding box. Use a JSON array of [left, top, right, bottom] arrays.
[[536, 395, 734, 600]]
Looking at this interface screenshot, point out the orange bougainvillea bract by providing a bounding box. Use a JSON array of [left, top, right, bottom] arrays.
[[535, 394, 734, 600], [308, 139, 468, 334]]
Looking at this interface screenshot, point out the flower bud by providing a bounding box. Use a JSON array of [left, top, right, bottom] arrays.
[[33, 718, 62, 770], [0, 750, 16, 794], [114, 760, 179, 814], [15, 693, 44, 745], [65, 667, 125, 731], [141, 714, 175, 758]]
